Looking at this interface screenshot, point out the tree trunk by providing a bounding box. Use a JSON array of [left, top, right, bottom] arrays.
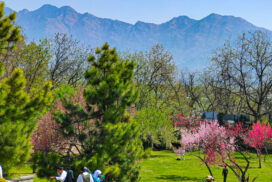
[[193, 154, 213, 177], [264, 147, 268, 162], [241, 173, 246, 182], [258, 153, 262, 168], [204, 161, 213, 177]]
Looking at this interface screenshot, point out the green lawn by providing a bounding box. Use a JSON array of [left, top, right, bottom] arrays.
[[34, 176, 52, 182], [5, 164, 33, 179], [140, 150, 272, 182], [8, 150, 272, 182]]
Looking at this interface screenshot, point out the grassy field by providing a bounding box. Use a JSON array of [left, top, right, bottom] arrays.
[[7, 150, 272, 181], [140, 150, 272, 182], [5, 164, 33, 179]]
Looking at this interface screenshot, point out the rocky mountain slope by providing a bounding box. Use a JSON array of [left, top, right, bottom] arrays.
[[6, 5, 272, 70]]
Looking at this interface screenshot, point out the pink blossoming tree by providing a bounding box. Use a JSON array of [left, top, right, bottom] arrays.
[[32, 86, 88, 155], [31, 112, 65, 154], [176, 121, 235, 176], [244, 121, 272, 168], [176, 121, 257, 182]]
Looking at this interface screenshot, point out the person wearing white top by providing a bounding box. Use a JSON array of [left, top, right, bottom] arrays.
[[77, 167, 94, 182], [93, 170, 101, 178], [0, 164, 3, 178], [50, 167, 67, 182]]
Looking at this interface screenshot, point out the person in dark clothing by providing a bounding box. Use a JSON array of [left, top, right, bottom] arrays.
[[222, 166, 228, 182], [65, 170, 75, 182]]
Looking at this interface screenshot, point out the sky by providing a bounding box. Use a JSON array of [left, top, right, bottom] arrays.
[[4, 0, 272, 30]]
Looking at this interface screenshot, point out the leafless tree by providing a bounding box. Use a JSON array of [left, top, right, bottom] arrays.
[[211, 31, 272, 120], [132, 44, 176, 108], [49, 33, 89, 88]]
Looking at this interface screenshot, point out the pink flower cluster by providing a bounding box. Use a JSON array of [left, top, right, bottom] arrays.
[[175, 118, 272, 170], [31, 113, 65, 153], [32, 87, 88, 154], [178, 121, 235, 164], [173, 113, 202, 130], [244, 121, 272, 155], [225, 122, 247, 138]]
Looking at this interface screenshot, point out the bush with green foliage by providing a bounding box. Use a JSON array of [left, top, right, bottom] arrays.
[[31, 151, 62, 177], [134, 105, 175, 150], [142, 148, 152, 159]]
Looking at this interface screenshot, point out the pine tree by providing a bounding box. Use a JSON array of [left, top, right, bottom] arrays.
[[0, 2, 21, 52], [84, 43, 142, 181], [0, 3, 52, 174], [0, 65, 52, 173], [55, 43, 142, 181]]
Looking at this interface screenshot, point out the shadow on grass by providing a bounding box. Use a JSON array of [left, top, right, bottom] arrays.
[[150, 154, 167, 158], [234, 156, 255, 160], [155, 175, 200, 181]]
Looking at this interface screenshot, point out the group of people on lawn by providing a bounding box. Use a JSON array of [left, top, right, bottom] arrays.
[[50, 166, 105, 182]]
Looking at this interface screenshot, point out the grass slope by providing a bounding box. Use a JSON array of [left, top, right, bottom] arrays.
[[140, 150, 272, 182]]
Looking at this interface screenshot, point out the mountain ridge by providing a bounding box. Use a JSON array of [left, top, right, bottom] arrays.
[[5, 4, 272, 70]]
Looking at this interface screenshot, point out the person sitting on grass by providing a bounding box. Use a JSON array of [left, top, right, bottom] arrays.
[[205, 176, 215, 182], [93, 170, 105, 182], [77, 167, 94, 182], [50, 166, 67, 182]]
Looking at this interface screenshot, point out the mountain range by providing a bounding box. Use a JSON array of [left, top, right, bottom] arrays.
[[5, 4, 272, 70]]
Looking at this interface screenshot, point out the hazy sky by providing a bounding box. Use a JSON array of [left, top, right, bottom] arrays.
[[4, 0, 272, 30]]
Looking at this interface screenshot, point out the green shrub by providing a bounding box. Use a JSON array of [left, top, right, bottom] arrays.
[[31, 152, 62, 177], [134, 105, 175, 150], [143, 148, 152, 159]]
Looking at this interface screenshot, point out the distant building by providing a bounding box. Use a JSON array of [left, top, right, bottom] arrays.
[[201, 112, 218, 121], [202, 112, 251, 126]]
